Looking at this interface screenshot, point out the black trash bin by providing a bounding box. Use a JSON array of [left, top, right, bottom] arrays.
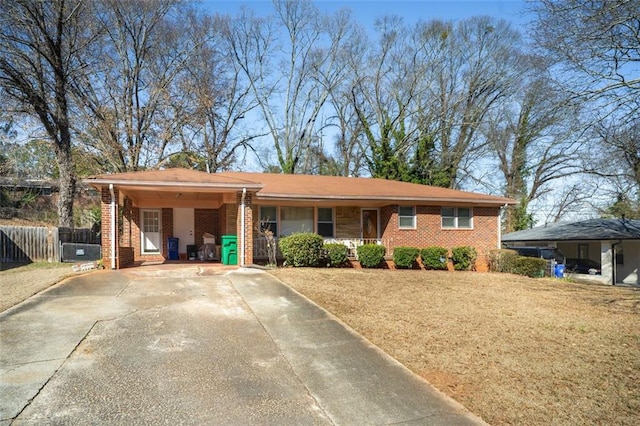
[[168, 237, 179, 260], [187, 244, 197, 260]]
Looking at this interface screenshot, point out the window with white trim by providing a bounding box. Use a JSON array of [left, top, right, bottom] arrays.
[[398, 206, 416, 229], [441, 207, 472, 229], [317, 208, 334, 237], [259, 206, 278, 237]]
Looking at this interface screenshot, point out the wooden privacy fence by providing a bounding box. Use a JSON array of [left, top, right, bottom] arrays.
[[0, 226, 100, 263]]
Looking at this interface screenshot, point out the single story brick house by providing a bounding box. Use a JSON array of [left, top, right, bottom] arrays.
[[502, 218, 640, 285], [84, 169, 515, 270]]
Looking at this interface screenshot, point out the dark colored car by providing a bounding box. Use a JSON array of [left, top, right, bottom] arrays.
[[565, 258, 601, 275], [508, 246, 566, 264]]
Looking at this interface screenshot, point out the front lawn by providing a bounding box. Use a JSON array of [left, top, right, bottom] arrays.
[[271, 268, 640, 425]]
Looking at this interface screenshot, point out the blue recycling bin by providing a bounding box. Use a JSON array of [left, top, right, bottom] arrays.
[[554, 263, 565, 278], [168, 237, 179, 260]]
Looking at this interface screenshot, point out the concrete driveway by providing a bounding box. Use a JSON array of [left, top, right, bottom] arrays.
[[1, 266, 485, 425]]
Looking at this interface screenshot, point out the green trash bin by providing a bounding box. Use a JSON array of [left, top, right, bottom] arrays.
[[221, 235, 238, 265]]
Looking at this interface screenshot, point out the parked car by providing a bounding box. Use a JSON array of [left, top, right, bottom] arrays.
[[565, 258, 601, 275], [507, 246, 566, 264]]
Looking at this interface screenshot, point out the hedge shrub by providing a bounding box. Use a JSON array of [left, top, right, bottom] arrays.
[[357, 244, 386, 268], [451, 246, 477, 271], [393, 247, 420, 269], [487, 249, 519, 273], [512, 256, 546, 278], [278, 233, 324, 267], [420, 246, 449, 270], [323, 243, 349, 267]]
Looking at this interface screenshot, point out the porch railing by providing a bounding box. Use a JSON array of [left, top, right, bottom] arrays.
[[253, 236, 392, 260]]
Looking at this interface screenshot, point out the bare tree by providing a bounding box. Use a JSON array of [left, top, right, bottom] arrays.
[[169, 12, 265, 173], [531, 0, 640, 216], [0, 0, 96, 226], [349, 15, 421, 182], [350, 16, 523, 188], [484, 59, 584, 231], [586, 117, 640, 217], [227, 0, 360, 174], [531, 0, 639, 121], [323, 90, 367, 176], [73, 0, 197, 172]]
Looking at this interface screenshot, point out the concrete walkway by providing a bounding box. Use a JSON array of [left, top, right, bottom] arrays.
[[1, 266, 485, 425]]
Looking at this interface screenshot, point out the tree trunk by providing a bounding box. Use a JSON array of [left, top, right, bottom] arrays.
[[55, 144, 76, 228]]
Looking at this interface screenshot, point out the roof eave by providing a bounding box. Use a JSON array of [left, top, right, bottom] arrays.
[[83, 178, 264, 191], [256, 193, 515, 205]]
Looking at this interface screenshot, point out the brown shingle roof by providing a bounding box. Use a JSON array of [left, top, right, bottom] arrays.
[[86, 168, 262, 189], [85, 168, 514, 206], [222, 172, 514, 205]]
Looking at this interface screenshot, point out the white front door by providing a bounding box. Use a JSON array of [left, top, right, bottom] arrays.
[[141, 209, 161, 254], [173, 208, 195, 254]]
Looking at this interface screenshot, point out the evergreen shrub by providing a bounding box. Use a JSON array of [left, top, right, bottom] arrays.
[[393, 247, 420, 268], [323, 243, 349, 267], [357, 244, 386, 268], [451, 246, 477, 271], [420, 246, 449, 270], [278, 233, 324, 267]]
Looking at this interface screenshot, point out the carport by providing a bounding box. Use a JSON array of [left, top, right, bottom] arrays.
[[85, 169, 263, 269], [502, 218, 640, 285]]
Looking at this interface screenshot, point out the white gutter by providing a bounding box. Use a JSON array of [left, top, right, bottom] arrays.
[[240, 188, 246, 266], [109, 184, 116, 269]]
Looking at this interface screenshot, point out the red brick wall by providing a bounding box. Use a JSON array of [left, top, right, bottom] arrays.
[[194, 209, 218, 247], [130, 207, 141, 261], [161, 208, 173, 259], [118, 246, 134, 268], [236, 191, 253, 265], [100, 187, 119, 269], [380, 205, 500, 271]]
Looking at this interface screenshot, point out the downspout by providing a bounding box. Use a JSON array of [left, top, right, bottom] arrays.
[[109, 184, 116, 270], [498, 204, 508, 248], [240, 187, 246, 267], [611, 241, 621, 286]]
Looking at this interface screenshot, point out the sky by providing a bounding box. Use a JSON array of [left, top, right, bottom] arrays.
[[201, 0, 531, 28]]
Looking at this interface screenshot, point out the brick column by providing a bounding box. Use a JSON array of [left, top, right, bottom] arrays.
[[162, 208, 173, 259], [236, 191, 254, 266], [122, 197, 133, 247], [101, 186, 120, 269]]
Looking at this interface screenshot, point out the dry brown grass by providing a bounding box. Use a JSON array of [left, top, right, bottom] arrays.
[[0, 263, 75, 312], [271, 268, 640, 425]]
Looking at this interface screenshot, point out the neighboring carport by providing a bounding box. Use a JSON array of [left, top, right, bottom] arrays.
[[502, 218, 640, 285]]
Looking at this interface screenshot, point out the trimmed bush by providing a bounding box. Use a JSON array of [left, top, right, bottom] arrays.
[[323, 243, 349, 267], [357, 244, 386, 268], [393, 247, 420, 269], [451, 246, 477, 271], [487, 249, 519, 273], [420, 246, 449, 270], [512, 256, 546, 278], [278, 233, 324, 267]]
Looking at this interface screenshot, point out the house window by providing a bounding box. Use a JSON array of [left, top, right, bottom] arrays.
[[317, 208, 334, 237], [280, 206, 314, 236], [259, 206, 278, 237], [441, 207, 472, 229], [398, 206, 416, 229]]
